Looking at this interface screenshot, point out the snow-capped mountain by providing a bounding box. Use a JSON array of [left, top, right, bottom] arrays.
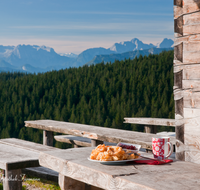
[[0, 45, 75, 73], [60, 53, 78, 58], [156, 38, 174, 48], [0, 38, 174, 73], [109, 38, 156, 53]]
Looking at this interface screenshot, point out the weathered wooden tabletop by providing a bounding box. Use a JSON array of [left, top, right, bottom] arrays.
[[0, 138, 58, 170], [25, 120, 176, 149], [39, 147, 200, 190], [0, 143, 39, 171]]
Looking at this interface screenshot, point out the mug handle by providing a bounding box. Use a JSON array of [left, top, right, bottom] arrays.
[[166, 142, 173, 158]]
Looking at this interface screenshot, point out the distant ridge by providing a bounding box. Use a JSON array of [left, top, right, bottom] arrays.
[[85, 47, 173, 66], [0, 38, 174, 73]]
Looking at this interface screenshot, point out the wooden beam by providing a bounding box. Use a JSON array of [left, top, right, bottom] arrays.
[[124, 118, 176, 126], [174, 0, 183, 7], [54, 135, 91, 147], [174, 16, 183, 35], [174, 70, 183, 89], [43, 130, 53, 146], [182, 80, 200, 91], [3, 168, 22, 190], [174, 90, 200, 108], [91, 140, 104, 147], [144, 126, 157, 134], [59, 174, 86, 190], [175, 98, 184, 117], [174, 0, 200, 18], [174, 42, 183, 62], [174, 64, 200, 80]]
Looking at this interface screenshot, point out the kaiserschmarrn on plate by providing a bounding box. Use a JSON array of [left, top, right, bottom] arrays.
[[90, 144, 140, 161]]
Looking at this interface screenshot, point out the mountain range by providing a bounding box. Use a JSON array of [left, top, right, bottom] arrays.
[[0, 38, 174, 73]]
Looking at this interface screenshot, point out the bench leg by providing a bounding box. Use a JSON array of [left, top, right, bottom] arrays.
[[59, 174, 103, 190], [43, 130, 54, 146], [91, 140, 103, 147], [59, 173, 85, 190], [3, 169, 22, 190]]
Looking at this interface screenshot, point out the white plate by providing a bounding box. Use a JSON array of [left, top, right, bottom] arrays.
[[88, 157, 142, 165], [117, 142, 141, 152]]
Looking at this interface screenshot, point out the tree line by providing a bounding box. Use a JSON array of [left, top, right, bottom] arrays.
[[0, 50, 174, 148]]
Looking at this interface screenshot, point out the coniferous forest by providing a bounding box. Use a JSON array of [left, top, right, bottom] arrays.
[[0, 50, 174, 148]]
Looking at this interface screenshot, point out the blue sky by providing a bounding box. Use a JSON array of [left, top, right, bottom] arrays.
[[0, 0, 174, 54]]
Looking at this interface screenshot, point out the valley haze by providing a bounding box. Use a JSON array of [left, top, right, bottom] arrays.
[[0, 38, 174, 74]]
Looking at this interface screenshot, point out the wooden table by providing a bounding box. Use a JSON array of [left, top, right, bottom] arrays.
[[25, 120, 176, 150], [0, 138, 58, 190], [39, 147, 200, 190]]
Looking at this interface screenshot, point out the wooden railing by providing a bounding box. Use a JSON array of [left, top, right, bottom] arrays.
[[124, 117, 176, 134]]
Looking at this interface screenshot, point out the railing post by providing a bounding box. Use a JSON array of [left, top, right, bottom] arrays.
[[43, 130, 53, 146], [144, 125, 157, 134], [91, 139, 103, 147]]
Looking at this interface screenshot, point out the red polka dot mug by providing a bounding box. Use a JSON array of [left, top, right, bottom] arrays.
[[152, 137, 173, 160]]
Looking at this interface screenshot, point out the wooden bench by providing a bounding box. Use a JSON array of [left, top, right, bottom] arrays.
[[54, 135, 117, 148], [0, 138, 59, 189], [25, 120, 176, 150]]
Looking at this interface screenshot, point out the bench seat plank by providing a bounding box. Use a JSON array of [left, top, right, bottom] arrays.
[[39, 147, 200, 190], [25, 120, 176, 149], [54, 135, 117, 147], [0, 138, 57, 153]]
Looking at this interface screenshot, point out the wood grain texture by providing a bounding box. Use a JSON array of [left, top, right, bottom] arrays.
[[0, 138, 58, 153], [174, 34, 200, 47], [182, 80, 200, 91], [175, 108, 200, 120], [91, 140, 104, 147], [3, 169, 22, 190], [0, 143, 40, 170], [174, 0, 183, 7], [183, 107, 200, 118], [22, 166, 58, 183], [174, 11, 200, 36], [175, 97, 184, 117], [144, 126, 157, 134], [174, 42, 183, 62], [174, 16, 183, 35], [174, 90, 200, 108], [176, 124, 185, 143], [54, 135, 92, 147], [59, 174, 86, 190], [177, 116, 200, 164], [174, 6, 183, 19], [39, 147, 200, 190], [174, 64, 200, 80], [174, 0, 200, 18], [124, 117, 176, 126], [184, 0, 200, 13], [54, 135, 116, 147], [174, 70, 183, 89], [43, 130, 54, 146], [174, 41, 200, 64], [25, 120, 177, 149]]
